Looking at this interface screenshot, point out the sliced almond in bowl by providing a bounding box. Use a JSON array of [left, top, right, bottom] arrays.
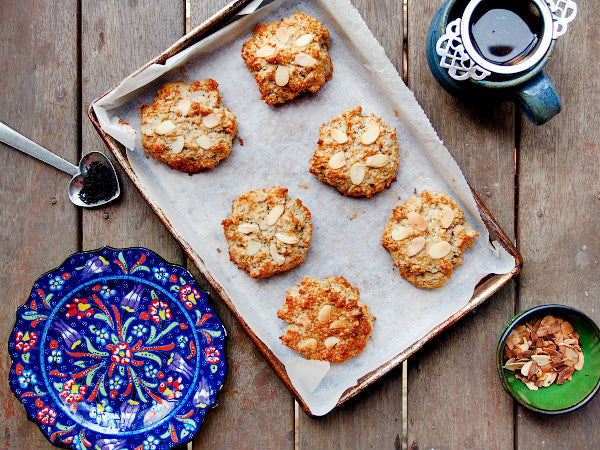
[[295, 53, 317, 67], [407, 211, 428, 232], [294, 33, 314, 47], [202, 113, 220, 129], [360, 124, 380, 145], [365, 154, 389, 168], [275, 65, 289, 87], [330, 129, 348, 144], [256, 45, 276, 58], [155, 120, 176, 135], [349, 163, 366, 185], [428, 241, 452, 259], [406, 236, 425, 257], [170, 136, 185, 154], [531, 354, 551, 366]]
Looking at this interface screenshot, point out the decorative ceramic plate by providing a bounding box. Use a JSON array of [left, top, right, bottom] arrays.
[[8, 247, 226, 450]]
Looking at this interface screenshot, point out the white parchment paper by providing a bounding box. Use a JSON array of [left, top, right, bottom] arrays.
[[92, 0, 516, 416]]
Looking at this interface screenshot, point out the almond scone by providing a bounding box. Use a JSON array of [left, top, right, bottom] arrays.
[[241, 12, 333, 105], [278, 276, 375, 363], [381, 191, 478, 288], [309, 107, 400, 197], [141, 80, 237, 173], [222, 187, 312, 279]]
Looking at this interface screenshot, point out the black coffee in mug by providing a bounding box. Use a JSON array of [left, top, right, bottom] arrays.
[[468, 0, 544, 66]]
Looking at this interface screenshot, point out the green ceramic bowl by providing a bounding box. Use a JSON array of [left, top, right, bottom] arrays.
[[496, 305, 600, 414]]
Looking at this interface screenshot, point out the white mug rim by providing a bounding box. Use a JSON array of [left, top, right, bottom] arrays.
[[460, 0, 554, 75]]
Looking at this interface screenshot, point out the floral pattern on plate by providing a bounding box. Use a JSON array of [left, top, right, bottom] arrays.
[[8, 247, 226, 450]]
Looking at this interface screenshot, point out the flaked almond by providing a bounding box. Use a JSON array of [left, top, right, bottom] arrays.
[[295, 316, 311, 328], [524, 381, 539, 391], [298, 338, 317, 351], [295, 53, 317, 67], [170, 136, 185, 154], [391, 225, 411, 241], [520, 360, 534, 377], [276, 26, 289, 43], [504, 360, 527, 371], [237, 223, 259, 234], [275, 233, 298, 245], [330, 129, 348, 144], [542, 371, 557, 387], [330, 318, 347, 329], [155, 120, 175, 135], [328, 151, 346, 169], [365, 154, 389, 168], [175, 98, 191, 116], [202, 113, 220, 129], [407, 211, 428, 231], [360, 124, 380, 145], [246, 240, 262, 256], [269, 243, 285, 265], [256, 45, 276, 57], [318, 305, 332, 323], [349, 163, 366, 185], [440, 206, 454, 228], [294, 33, 314, 47], [324, 336, 340, 349], [275, 65, 289, 87], [574, 351, 584, 370], [196, 135, 212, 150], [406, 236, 426, 257], [560, 321, 574, 334], [428, 241, 452, 259], [265, 205, 285, 226], [531, 354, 551, 366], [541, 315, 556, 327], [562, 346, 579, 365]]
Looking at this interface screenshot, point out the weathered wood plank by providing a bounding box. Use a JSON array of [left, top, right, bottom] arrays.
[[0, 1, 78, 449], [296, 2, 404, 448], [188, 2, 294, 449], [406, 0, 516, 449], [516, 5, 600, 448]]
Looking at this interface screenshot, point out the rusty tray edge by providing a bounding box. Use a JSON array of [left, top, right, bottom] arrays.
[[87, 0, 522, 417]]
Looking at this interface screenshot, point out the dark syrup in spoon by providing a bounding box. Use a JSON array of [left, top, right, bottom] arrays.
[[470, 0, 542, 66]]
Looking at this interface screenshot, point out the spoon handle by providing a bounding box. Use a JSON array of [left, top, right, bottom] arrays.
[[0, 121, 79, 177]]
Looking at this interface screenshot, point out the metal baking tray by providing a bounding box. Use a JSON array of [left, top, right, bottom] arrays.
[[88, 0, 522, 415]]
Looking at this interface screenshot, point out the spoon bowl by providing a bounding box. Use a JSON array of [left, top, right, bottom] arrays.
[[0, 121, 120, 207]]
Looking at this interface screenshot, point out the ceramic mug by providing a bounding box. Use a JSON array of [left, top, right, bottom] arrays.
[[426, 0, 577, 125]]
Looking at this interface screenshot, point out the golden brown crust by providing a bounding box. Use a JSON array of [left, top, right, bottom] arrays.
[[140, 80, 237, 173], [222, 187, 312, 279], [381, 191, 479, 288], [309, 107, 400, 197], [278, 276, 375, 363], [241, 12, 333, 105]]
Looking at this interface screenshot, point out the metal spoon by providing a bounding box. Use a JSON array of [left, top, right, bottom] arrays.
[[0, 121, 120, 207]]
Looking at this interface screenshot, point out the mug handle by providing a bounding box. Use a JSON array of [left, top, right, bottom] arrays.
[[513, 71, 562, 125]]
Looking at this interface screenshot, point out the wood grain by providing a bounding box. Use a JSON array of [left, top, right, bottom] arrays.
[[0, 1, 78, 449], [188, 2, 294, 448], [296, 2, 404, 448], [406, 0, 516, 449], [516, 1, 600, 447]]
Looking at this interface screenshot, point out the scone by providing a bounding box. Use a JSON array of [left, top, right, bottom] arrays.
[[241, 12, 333, 105], [381, 191, 479, 288], [222, 187, 312, 278], [278, 276, 375, 363], [309, 107, 400, 197], [141, 80, 237, 173]]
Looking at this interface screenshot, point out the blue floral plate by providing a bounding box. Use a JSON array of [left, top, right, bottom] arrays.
[[8, 247, 226, 450]]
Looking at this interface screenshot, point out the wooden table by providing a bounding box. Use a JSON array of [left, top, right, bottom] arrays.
[[1, 1, 598, 449]]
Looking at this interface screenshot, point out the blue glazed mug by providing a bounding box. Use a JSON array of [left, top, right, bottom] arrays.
[[426, 0, 577, 125]]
